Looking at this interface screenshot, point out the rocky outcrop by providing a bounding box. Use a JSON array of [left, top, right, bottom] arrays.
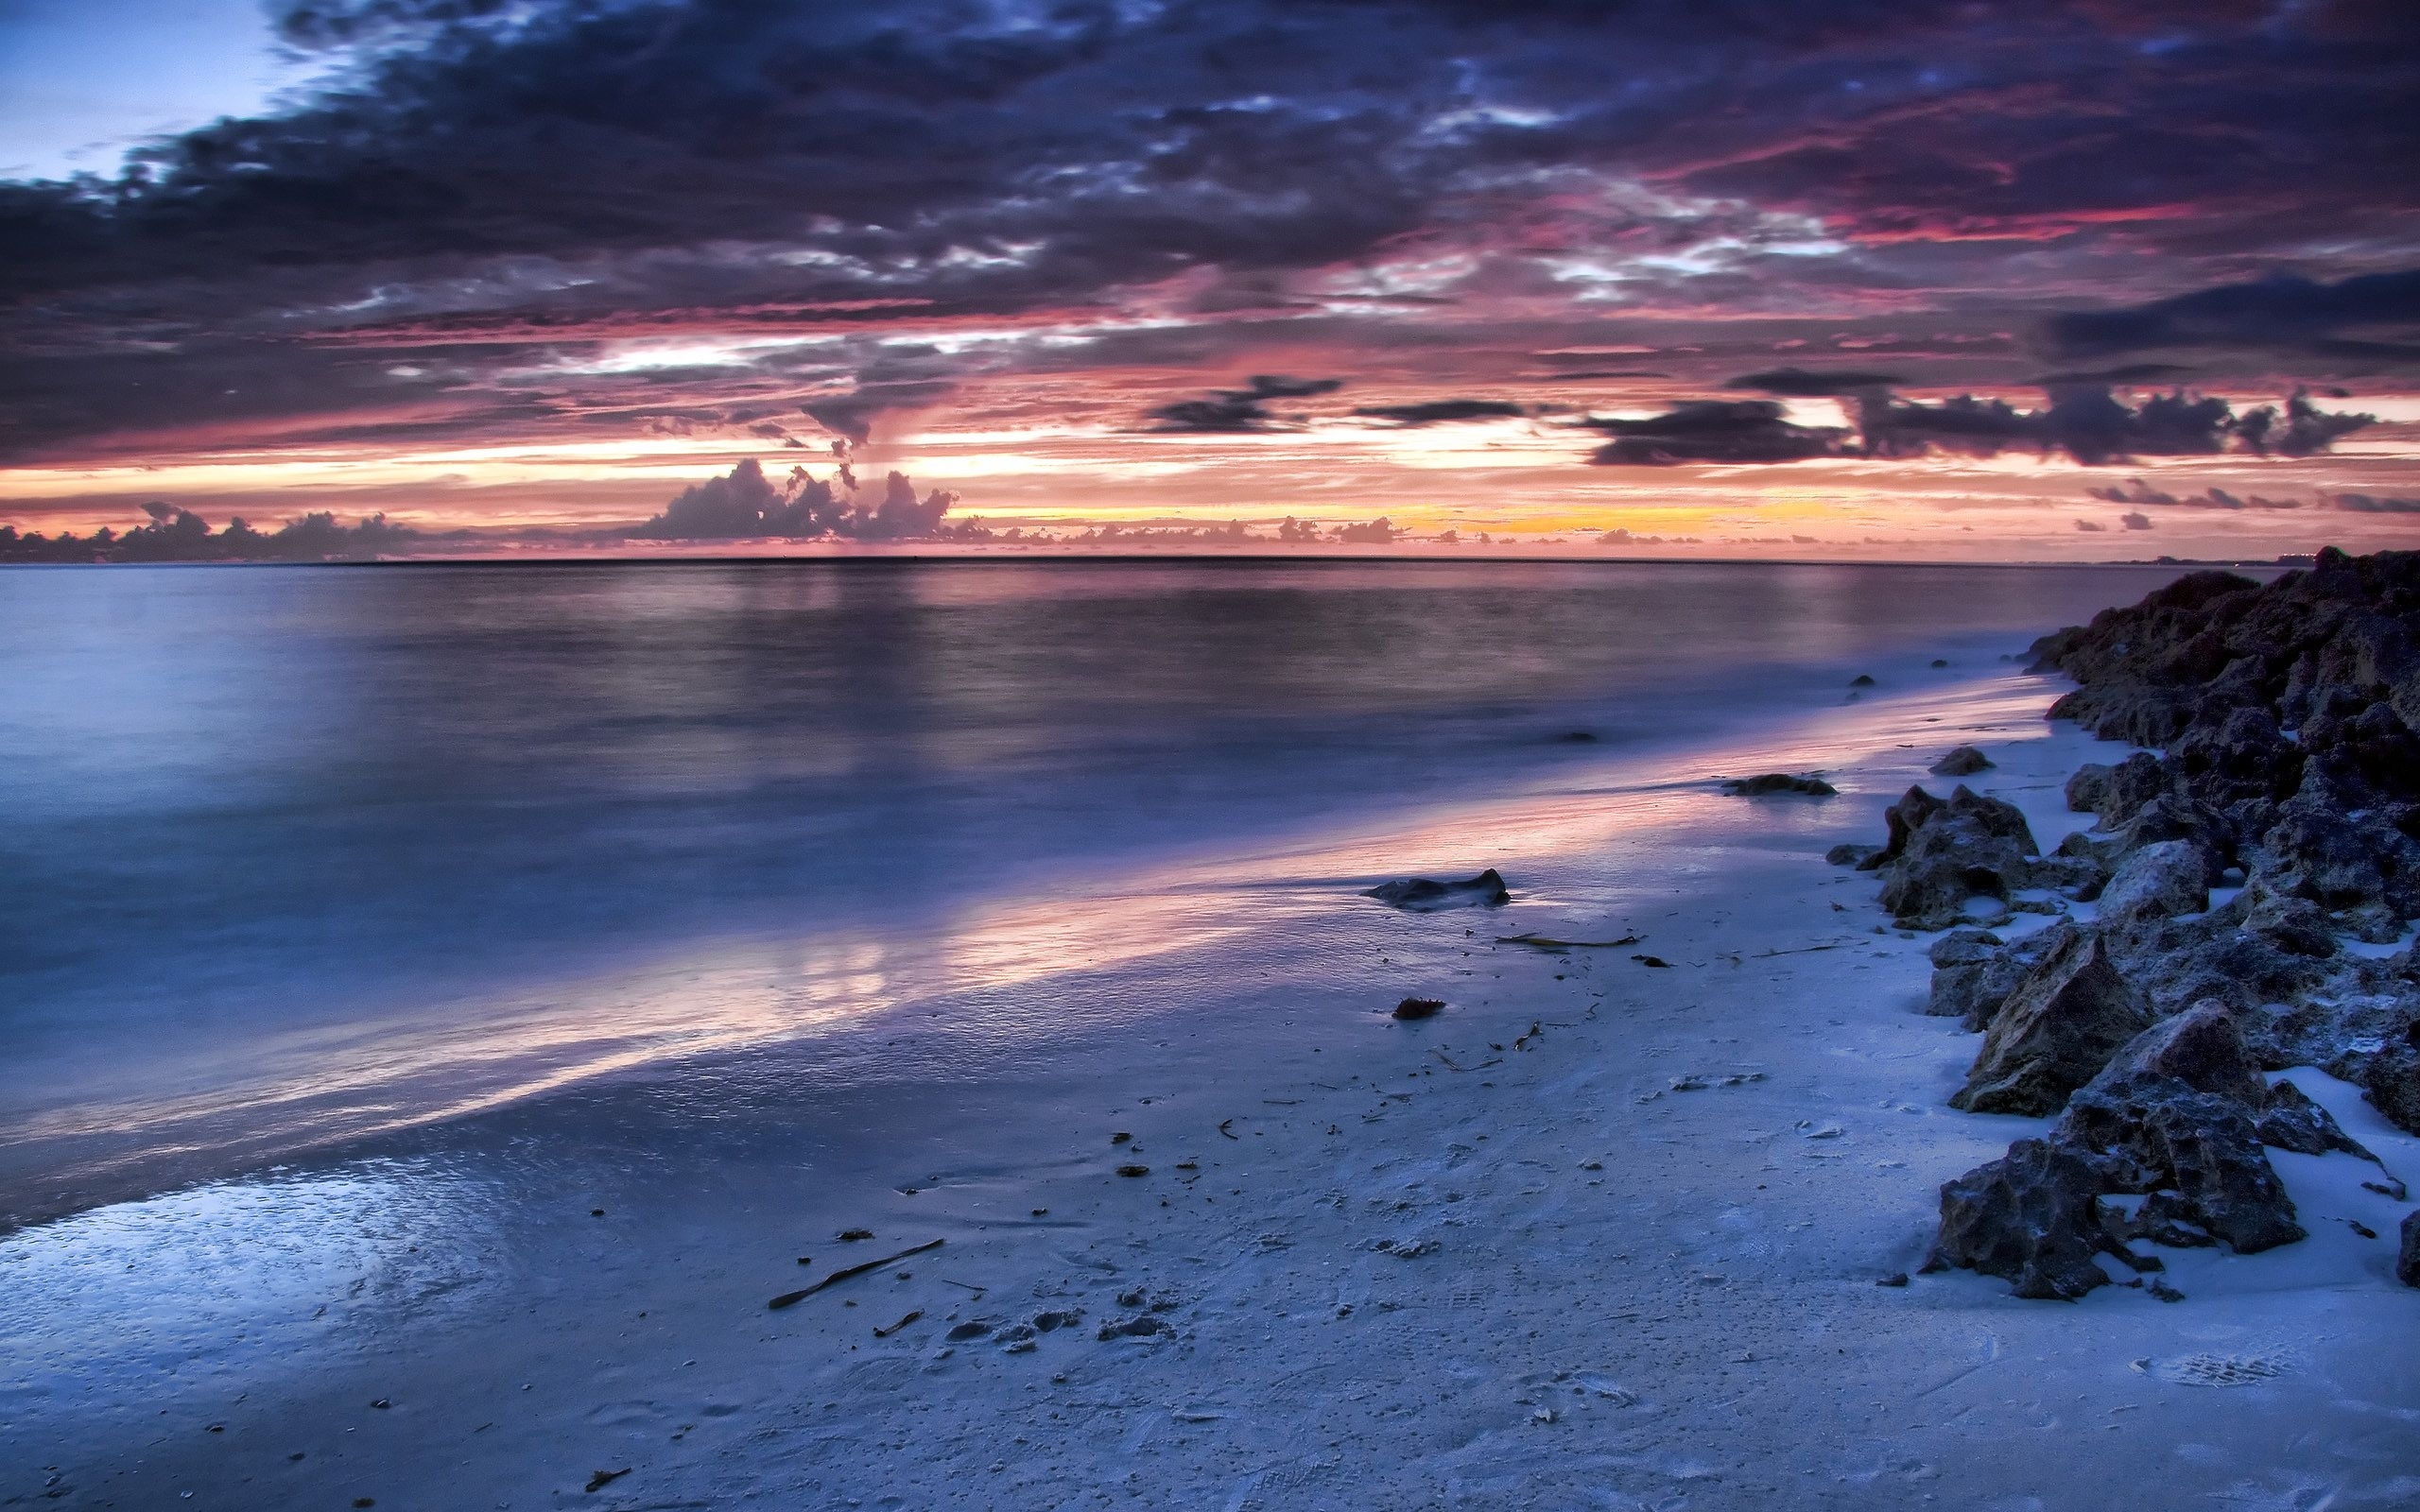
[[1867, 550, 2420, 1297], [1362, 869, 1511, 911], [1951, 927, 2152, 1115], [2401, 1211, 2420, 1289]]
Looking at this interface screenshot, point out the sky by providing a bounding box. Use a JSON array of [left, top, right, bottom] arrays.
[[1, 0, 2416, 558]]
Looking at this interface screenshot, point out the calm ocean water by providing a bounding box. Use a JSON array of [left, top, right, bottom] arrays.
[[0, 558, 2187, 1212]]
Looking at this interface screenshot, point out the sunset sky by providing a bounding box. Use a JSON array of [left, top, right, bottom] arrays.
[[3, 0, 2416, 558]]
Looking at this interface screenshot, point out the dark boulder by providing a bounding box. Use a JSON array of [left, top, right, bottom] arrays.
[[1362, 869, 1512, 911], [1951, 927, 2151, 1115], [2254, 1080, 2374, 1160], [1926, 927, 2037, 1032], [1875, 786, 2046, 930], [1826, 842, 1881, 868], [2095, 840, 2211, 934], [2066, 751, 2173, 828], [1858, 785, 1946, 870], [1929, 746, 1995, 778], [1922, 1138, 2120, 1300], [1722, 773, 1838, 797], [2360, 1022, 2420, 1136], [2401, 1211, 2420, 1289], [2058, 1080, 2306, 1254], [2262, 782, 2388, 910], [2083, 999, 2267, 1108]]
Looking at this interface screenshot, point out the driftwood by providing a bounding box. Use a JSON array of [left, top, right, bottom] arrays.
[[873, 1310, 924, 1338], [768, 1238, 944, 1309]]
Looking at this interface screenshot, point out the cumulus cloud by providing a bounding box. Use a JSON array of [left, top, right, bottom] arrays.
[[2121, 511, 2153, 530], [1147, 376, 1345, 434], [629, 456, 958, 541]]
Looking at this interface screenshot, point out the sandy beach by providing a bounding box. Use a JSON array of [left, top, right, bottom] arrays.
[[8, 661, 2414, 1511]]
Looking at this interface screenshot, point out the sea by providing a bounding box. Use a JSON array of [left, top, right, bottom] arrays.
[[0, 557, 2190, 1224]]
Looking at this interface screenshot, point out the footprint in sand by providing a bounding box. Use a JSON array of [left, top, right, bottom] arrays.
[[2151, 1351, 2293, 1388]]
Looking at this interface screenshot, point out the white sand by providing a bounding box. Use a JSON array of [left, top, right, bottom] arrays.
[[5, 668, 2416, 1510]]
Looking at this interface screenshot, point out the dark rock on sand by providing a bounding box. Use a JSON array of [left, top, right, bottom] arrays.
[[1923, 1138, 2119, 1300], [1873, 785, 2047, 930], [1929, 746, 1995, 777], [2360, 1024, 2420, 1136], [1826, 842, 1881, 868], [2094, 840, 2212, 936], [2400, 1211, 2420, 1289], [1951, 927, 2151, 1115], [2058, 1081, 2306, 1253], [2083, 999, 2268, 1108], [1392, 997, 1445, 1021], [1362, 869, 1511, 911], [2254, 1080, 2373, 1160], [1722, 773, 1838, 797], [1925, 927, 2036, 1031]]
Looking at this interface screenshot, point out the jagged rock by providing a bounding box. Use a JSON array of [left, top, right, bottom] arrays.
[[1952, 927, 2151, 1115], [2361, 1023, 2420, 1136], [1826, 842, 1881, 868], [2254, 1080, 2374, 1160], [2095, 840, 2211, 933], [1875, 785, 2046, 930], [2401, 1211, 2420, 1289], [1922, 1138, 2119, 1300], [1361, 869, 1511, 911], [2263, 782, 2388, 910], [2058, 1079, 2306, 1253], [1858, 785, 1946, 870], [1722, 773, 1838, 797], [1926, 927, 2038, 1031], [2066, 751, 2172, 828], [1929, 746, 1995, 777], [2083, 999, 2267, 1108], [2173, 705, 2302, 808]]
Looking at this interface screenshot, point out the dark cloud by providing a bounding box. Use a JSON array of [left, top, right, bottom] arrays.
[[2120, 511, 2153, 530], [2074, 518, 2106, 531], [1582, 400, 1842, 466], [1148, 376, 1345, 434], [1353, 399, 1528, 425], [1723, 368, 1902, 396], [2083, 478, 2420, 513], [1586, 384, 2372, 469], [1, 0, 2416, 472], [2045, 269, 2420, 365]]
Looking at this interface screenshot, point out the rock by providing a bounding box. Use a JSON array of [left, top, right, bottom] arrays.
[[2083, 999, 2267, 1108], [2261, 785, 2386, 909], [1392, 997, 1445, 1021], [1874, 785, 2045, 930], [2401, 1211, 2420, 1289], [1925, 927, 2031, 1030], [2095, 840, 2211, 932], [1362, 868, 1511, 911], [1921, 1138, 2119, 1300], [2360, 1027, 2420, 1136], [1722, 773, 1838, 797], [1097, 1314, 1170, 1340], [2254, 1080, 2374, 1160], [1929, 746, 1995, 777], [2066, 751, 2171, 827], [2058, 1080, 2306, 1253], [1951, 927, 2152, 1115], [1826, 842, 1881, 868]]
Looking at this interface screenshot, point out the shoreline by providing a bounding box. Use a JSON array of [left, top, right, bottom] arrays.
[[7, 665, 2415, 1510]]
